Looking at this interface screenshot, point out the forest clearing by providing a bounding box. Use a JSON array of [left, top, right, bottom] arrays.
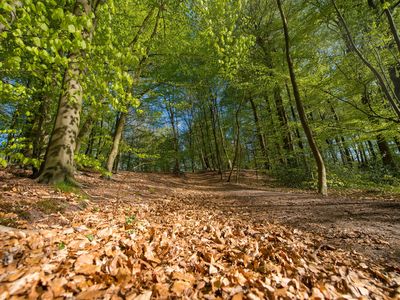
[[0, 170, 399, 299], [2, 0, 400, 298]]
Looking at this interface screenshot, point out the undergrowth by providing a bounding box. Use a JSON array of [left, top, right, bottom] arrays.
[[273, 163, 400, 194]]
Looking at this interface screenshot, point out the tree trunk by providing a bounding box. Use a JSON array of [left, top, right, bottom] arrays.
[[106, 112, 127, 174], [30, 92, 51, 176], [75, 111, 95, 154], [380, 0, 400, 55], [277, 0, 327, 196], [37, 58, 83, 184], [166, 98, 180, 174], [249, 97, 270, 170], [197, 121, 211, 170], [37, 0, 98, 184], [333, 0, 400, 119], [210, 100, 223, 178], [227, 102, 242, 182], [274, 85, 294, 157], [376, 134, 397, 170], [215, 99, 232, 170]]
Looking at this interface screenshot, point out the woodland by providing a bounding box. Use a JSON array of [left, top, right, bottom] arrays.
[[1, 0, 400, 299]]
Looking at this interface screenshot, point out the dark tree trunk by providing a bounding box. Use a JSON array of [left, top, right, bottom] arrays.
[[376, 134, 397, 170], [278, 0, 327, 195], [249, 97, 270, 170]]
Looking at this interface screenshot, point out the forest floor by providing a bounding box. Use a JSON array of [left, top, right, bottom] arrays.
[[0, 169, 399, 299]]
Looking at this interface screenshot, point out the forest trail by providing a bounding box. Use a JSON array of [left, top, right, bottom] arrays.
[[0, 170, 399, 298], [161, 172, 400, 266]]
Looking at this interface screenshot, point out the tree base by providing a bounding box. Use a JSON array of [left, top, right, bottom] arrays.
[[37, 169, 81, 187]]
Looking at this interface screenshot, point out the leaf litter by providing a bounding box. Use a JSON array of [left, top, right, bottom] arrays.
[[0, 170, 399, 299]]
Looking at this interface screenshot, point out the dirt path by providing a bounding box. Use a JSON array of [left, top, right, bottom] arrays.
[[1, 170, 400, 299], [122, 171, 400, 267]]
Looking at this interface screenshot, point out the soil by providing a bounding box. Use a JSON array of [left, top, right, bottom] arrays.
[[1, 169, 399, 268]]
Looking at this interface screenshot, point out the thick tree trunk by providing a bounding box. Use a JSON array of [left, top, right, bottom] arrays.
[[37, 0, 97, 184], [37, 58, 83, 184], [106, 112, 127, 174], [367, 140, 377, 161], [376, 134, 397, 170], [277, 0, 327, 196]]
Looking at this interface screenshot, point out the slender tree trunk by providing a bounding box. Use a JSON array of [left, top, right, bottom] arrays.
[[380, 0, 400, 55], [166, 98, 180, 174], [249, 97, 270, 170], [197, 121, 211, 170], [75, 110, 96, 154], [85, 126, 95, 156], [277, 0, 327, 195], [274, 85, 294, 157], [333, 0, 400, 119], [106, 112, 127, 174], [215, 99, 232, 170], [202, 104, 216, 171], [228, 102, 242, 182], [29, 92, 51, 176], [209, 99, 223, 177], [264, 95, 284, 165]]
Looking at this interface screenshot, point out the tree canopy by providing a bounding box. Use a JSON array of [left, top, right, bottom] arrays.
[[2, 0, 400, 194]]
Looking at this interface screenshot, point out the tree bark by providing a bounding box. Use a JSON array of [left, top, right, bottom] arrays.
[[37, 58, 83, 184], [75, 112, 95, 154], [274, 85, 294, 156], [209, 97, 223, 178], [106, 112, 127, 174], [165, 97, 180, 174], [376, 134, 397, 169], [227, 102, 243, 182], [249, 97, 270, 170], [277, 0, 327, 196], [37, 0, 99, 184]]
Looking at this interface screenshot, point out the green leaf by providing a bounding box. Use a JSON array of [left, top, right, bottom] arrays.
[[58, 242, 66, 250], [382, 2, 390, 10], [68, 24, 76, 33], [32, 37, 41, 47], [52, 7, 64, 20], [39, 23, 49, 31]]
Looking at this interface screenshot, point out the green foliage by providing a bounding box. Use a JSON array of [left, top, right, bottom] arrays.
[[125, 214, 136, 226], [75, 154, 104, 173], [57, 241, 66, 250]]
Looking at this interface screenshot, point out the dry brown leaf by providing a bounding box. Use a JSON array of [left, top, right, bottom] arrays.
[[171, 280, 191, 296], [172, 272, 196, 283], [133, 290, 152, 300], [232, 292, 244, 300]]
